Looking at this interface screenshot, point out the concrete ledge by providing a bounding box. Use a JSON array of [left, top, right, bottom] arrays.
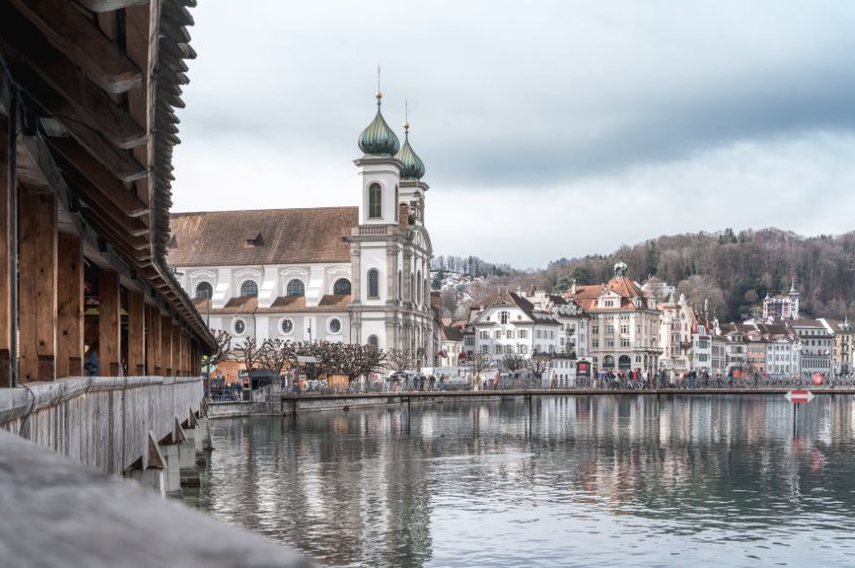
[[0, 430, 315, 568]]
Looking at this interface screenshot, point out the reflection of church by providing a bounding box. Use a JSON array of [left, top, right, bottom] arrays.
[[168, 92, 438, 366]]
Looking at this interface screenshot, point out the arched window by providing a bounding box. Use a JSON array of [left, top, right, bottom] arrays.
[[603, 355, 615, 368], [368, 183, 382, 219], [195, 282, 212, 299], [397, 270, 402, 300], [368, 269, 379, 299], [367, 334, 379, 347], [394, 185, 399, 221], [240, 280, 258, 298], [416, 270, 422, 305], [287, 279, 305, 297], [333, 278, 351, 295]]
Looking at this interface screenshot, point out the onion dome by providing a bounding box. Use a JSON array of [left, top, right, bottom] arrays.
[[394, 121, 425, 180], [358, 92, 400, 156]]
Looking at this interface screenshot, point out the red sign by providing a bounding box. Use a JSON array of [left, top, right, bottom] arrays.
[[785, 390, 814, 404], [813, 373, 824, 386]]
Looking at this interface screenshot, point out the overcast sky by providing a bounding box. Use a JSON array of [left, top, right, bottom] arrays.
[[170, 1, 855, 270]]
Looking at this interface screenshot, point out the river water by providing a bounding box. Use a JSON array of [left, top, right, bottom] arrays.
[[186, 395, 855, 567]]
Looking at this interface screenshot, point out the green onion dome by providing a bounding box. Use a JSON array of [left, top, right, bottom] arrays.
[[395, 122, 425, 180], [358, 92, 400, 156]]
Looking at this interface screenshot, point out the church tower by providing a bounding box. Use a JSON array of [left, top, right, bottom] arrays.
[[348, 88, 436, 367], [350, 89, 404, 351]]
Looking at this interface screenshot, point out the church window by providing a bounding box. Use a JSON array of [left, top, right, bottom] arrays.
[[368, 183, 382, 219], [233, 318, 246, 335], [287, 279, 305, 297], [333, 278, 352, 295], [240, 280, 258, 298], [195, 282, 212, 299], [394, 185, 399, 221], [329, 318, 342, 334], [368, 269, 380, 299], [281, 318, 293, 334]]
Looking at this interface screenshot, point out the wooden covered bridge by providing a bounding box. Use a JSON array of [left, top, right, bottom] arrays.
[[0, 0, 215, 387]]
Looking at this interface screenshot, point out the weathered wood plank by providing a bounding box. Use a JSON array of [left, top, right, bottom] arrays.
[[145, 303, 158, 375], [0, 3, 146, 149], [18, 189, 58, 382], [0, 114, 11, 387], [98, 269, 121, 376], [77, 0, 151, 12], [47, 138, 149, 217], [8, 0, 142, 94], [160, 315, 172, 376], [172, 324, 181, 377], [56, 234, 84, 378], [127, 290, 145, 375]]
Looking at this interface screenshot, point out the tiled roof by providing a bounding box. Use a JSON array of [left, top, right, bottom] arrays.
[[168, 207, 358, 266], [193, 294, 351, 315], [568, 277, 649, 312]]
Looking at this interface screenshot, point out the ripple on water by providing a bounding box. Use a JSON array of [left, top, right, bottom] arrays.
[[187, 395, 855, 568]]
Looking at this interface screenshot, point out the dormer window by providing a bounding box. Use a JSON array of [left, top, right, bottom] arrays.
[[245, 233, 264, 247]]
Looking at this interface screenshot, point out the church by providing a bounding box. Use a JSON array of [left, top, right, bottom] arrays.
[[167, 92, 439, 368]]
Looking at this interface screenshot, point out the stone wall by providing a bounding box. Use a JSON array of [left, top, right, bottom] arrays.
[[0, 376, 203, 475]]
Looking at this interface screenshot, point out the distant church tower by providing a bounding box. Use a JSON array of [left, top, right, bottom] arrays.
[[349, 88, 435, 366]]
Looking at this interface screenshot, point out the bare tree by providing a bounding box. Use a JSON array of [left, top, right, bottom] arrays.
[[469, 350, 492, 377], [387, 348, 415, 373], [232, 337, 262, 373], [530, 353, 551, 381], [258, 338, 295, 377], [500, 352, 526, 378], [202, 329, 232, 373], [334, 343, 387, 383]]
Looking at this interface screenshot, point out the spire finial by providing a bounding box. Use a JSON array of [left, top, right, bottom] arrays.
[[376, 65, 382, 105], [404, 99, 410, 137]]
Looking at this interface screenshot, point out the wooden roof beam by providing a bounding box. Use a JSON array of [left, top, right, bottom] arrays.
[[75, 0, 151, 13], [47, 138, 149, 218], [56, 161, 150, 238], [0, 5, 146, 149], [9, 0, 142, 94]]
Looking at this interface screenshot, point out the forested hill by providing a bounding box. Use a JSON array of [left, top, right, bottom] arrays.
[[541, 228, 855, 322]]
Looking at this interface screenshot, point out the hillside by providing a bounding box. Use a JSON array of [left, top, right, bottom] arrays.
[[434, 228, 855, 322]]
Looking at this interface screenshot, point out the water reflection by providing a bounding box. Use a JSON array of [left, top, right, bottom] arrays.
[[188, 395, 855, 567]]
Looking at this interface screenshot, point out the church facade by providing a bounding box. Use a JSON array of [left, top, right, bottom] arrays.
[[167, 92, 439, 368]]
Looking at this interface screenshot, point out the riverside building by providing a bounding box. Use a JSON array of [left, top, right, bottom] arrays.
[[168, 92, 438, 367]]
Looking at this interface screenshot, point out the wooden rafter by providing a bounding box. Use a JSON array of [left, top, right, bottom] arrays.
[[76, 0, 151, 14], [0, 4, 147, 149], [9, 0, 142, 94], [46, 138, 149, 218]]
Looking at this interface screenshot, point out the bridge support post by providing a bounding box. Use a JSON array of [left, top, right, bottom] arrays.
[[126, 431, 167, 494], [18, 188, 58, 382]]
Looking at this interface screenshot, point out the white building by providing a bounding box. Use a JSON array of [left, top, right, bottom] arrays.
[[791, 319, 832, 378], [568, 262, 662, 375], [168, 92, 438, 367], [657, 293, 696, 372], [467, 291, 560, 360]]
